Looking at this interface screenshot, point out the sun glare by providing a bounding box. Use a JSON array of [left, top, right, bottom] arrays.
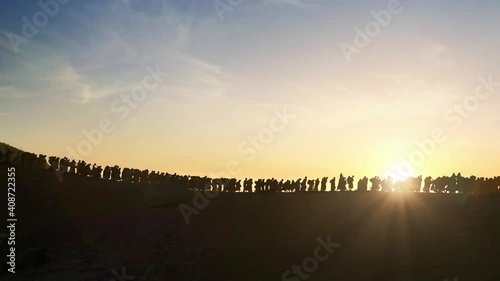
[[384, 168, 408, 183]]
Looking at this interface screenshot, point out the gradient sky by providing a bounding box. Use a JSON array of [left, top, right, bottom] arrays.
[[1, 0, 499, 179]]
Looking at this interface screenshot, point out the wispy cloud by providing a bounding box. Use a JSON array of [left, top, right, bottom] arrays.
[[40, 59, 103, 104], [0, 86, 30, 100], [153, 54, 233, 103], [417, 42, 450, 62]]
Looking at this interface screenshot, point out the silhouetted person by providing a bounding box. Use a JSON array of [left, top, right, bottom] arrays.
[[347, 176, 354, 191], [359, 176, 368, 192], [447, 173, 458, 193], [457, 173, 465, 193], [432, 177, 447, 193], [415, 176, 422, 192], [320, 177, 327, 192], [301, 177, 307, 192], [423, 176, 432, 192], [48, 156, 59, 171], [68, 160, 76, 174], [329, 177, 336, 192], [58, 157, 68, 173], [103, 166, 111, 180], [307, 179, 314, 191], [370, 176, 381, 192], [338, 174, 346, 191], [236, 179, 242, 192], [111, 165, 121, 181]]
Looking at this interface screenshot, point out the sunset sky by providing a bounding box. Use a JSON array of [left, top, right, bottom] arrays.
[[1, 0, 499, 180]]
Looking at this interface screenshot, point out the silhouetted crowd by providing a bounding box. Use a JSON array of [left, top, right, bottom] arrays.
[[2, 148, 499, 195]]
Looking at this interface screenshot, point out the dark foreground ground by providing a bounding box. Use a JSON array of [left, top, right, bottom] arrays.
[[1, 165, 499, 281]]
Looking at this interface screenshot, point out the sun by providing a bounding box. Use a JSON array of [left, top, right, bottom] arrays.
[[383, 167, 407, 183]]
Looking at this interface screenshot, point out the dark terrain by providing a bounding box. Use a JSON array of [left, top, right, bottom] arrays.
[[1, 165, 499, 281]]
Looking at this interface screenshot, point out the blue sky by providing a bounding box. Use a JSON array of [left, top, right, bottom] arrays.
[[1, 0, 499, 178]]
